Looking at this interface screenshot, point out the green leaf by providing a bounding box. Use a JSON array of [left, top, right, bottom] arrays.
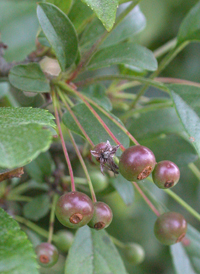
[[37, 3, 78, 71], [177, 2, 200, 45], [170, 225, 200, 274], [25, 152, 54, 183], [0, 107, 55, 169], [47, 0, 73, 14], [23, 194, 50, 221], [0, 208, 39, 274], [62, 103, 129, 152], [9, 63, 50, 93], [127, 107, 184, 141], [142, 134, 198, 167], [80, 5, 145, 49], [81, 84, 112, 112], [65, 226, 127, 274], [169, 84, 200, 158], [81, 0, 118, 31], [110, 174, 134, 205], [0, 1, 38, 62], [68, 0, 93, 32], [87, 43, 158, 71]]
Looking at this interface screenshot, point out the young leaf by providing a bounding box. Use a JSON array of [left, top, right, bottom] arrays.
[[23, 194, 50, 221], [81, 84, 112, 112], [110, 174, 134, 206], [0, 82, 9, 99], [170, 225, 200, 274], [9, 63, 50, 93], [0, 107, 55, 169], [65, 226, 127, 274], [37, 3, 78, 71], [177, 2, 200, 45], [87, 43, 158, 71], [46, 0, 73, 14], [169, 84, 200, 158], [0, 208, 39, 274], [62, 103, 129, 152], [81, 0, 118, 32]]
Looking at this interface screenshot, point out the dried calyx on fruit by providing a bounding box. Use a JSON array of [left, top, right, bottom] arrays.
[[154, 212, 187, 245], [35, 243, 59, 268], [55, 191, 94, 229], [152, 160, 180, 189], [119, 145, 156, 181], [88, 201, 113, 230], [91, 140, 120, 175]]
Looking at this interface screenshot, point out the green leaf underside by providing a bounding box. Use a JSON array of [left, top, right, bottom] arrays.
[[0, 208, 39, 274], [23, 194, 50, 221], [62, 103, 129, 152], [25, 152, 53, 183], [0, 82, 9, 99], [81, 84, 112, 112], [177, 1, 200, 45], [110, 174, 134, 205], [169, 84, 200, 158], [142, 134, 197, 167], [170, 225, 200, 274], [81, 0, 118, 31], [9, 63, 50, 93], [127, 107, 184, 141], [81, 5, 146, 50], [87, 43, 158, 71], [0, 107, 55, 168], [65, 226, 127, 274], [37, 3, 78, 71]]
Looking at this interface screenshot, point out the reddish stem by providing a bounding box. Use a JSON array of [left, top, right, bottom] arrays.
[[52, 92, 75, 191], [155, 77, 200, 88], [58, 90, 94, 147], [132, 181, 160, 216]]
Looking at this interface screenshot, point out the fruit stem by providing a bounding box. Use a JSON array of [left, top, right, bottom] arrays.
[[188, 163, 200, 180], [164, 189, 200, 222], [52, 90, 76, 192], [109, 235, 126, 249], [57, 88, 94, 147], [48, 194, 59, 244], [153, 37, 177, 58], [132, 181, 160, 216], [68, 130, 97, 202], [14, 215, 59, 242]]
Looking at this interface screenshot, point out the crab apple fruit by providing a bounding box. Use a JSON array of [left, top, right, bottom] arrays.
[[35, 243, 58, 268], [88, 202, 113, 230], [154, 212, 187, 245], [55, 230, 74, 253], [152, 160, 180, 189], [55, 191, 94, 229], [124, 243, 145, 265], [119, 145, 156, 181]]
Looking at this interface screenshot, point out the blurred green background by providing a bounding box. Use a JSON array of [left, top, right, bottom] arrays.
[[1, 0, 200, 273]]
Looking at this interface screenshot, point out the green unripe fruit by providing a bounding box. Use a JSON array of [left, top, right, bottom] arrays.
[[90, 171, 108, 192], [55, 191, 94, 229], [35, 243, 59, 268], [152, 160, 180, 189], [119, 145, 156, 181], [55, 230, 74, 253], [124, 243, 145, 265], [154, 212, 187, 245]]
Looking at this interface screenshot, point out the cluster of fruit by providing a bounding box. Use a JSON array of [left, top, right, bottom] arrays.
[[35, 143, 187, 267]]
